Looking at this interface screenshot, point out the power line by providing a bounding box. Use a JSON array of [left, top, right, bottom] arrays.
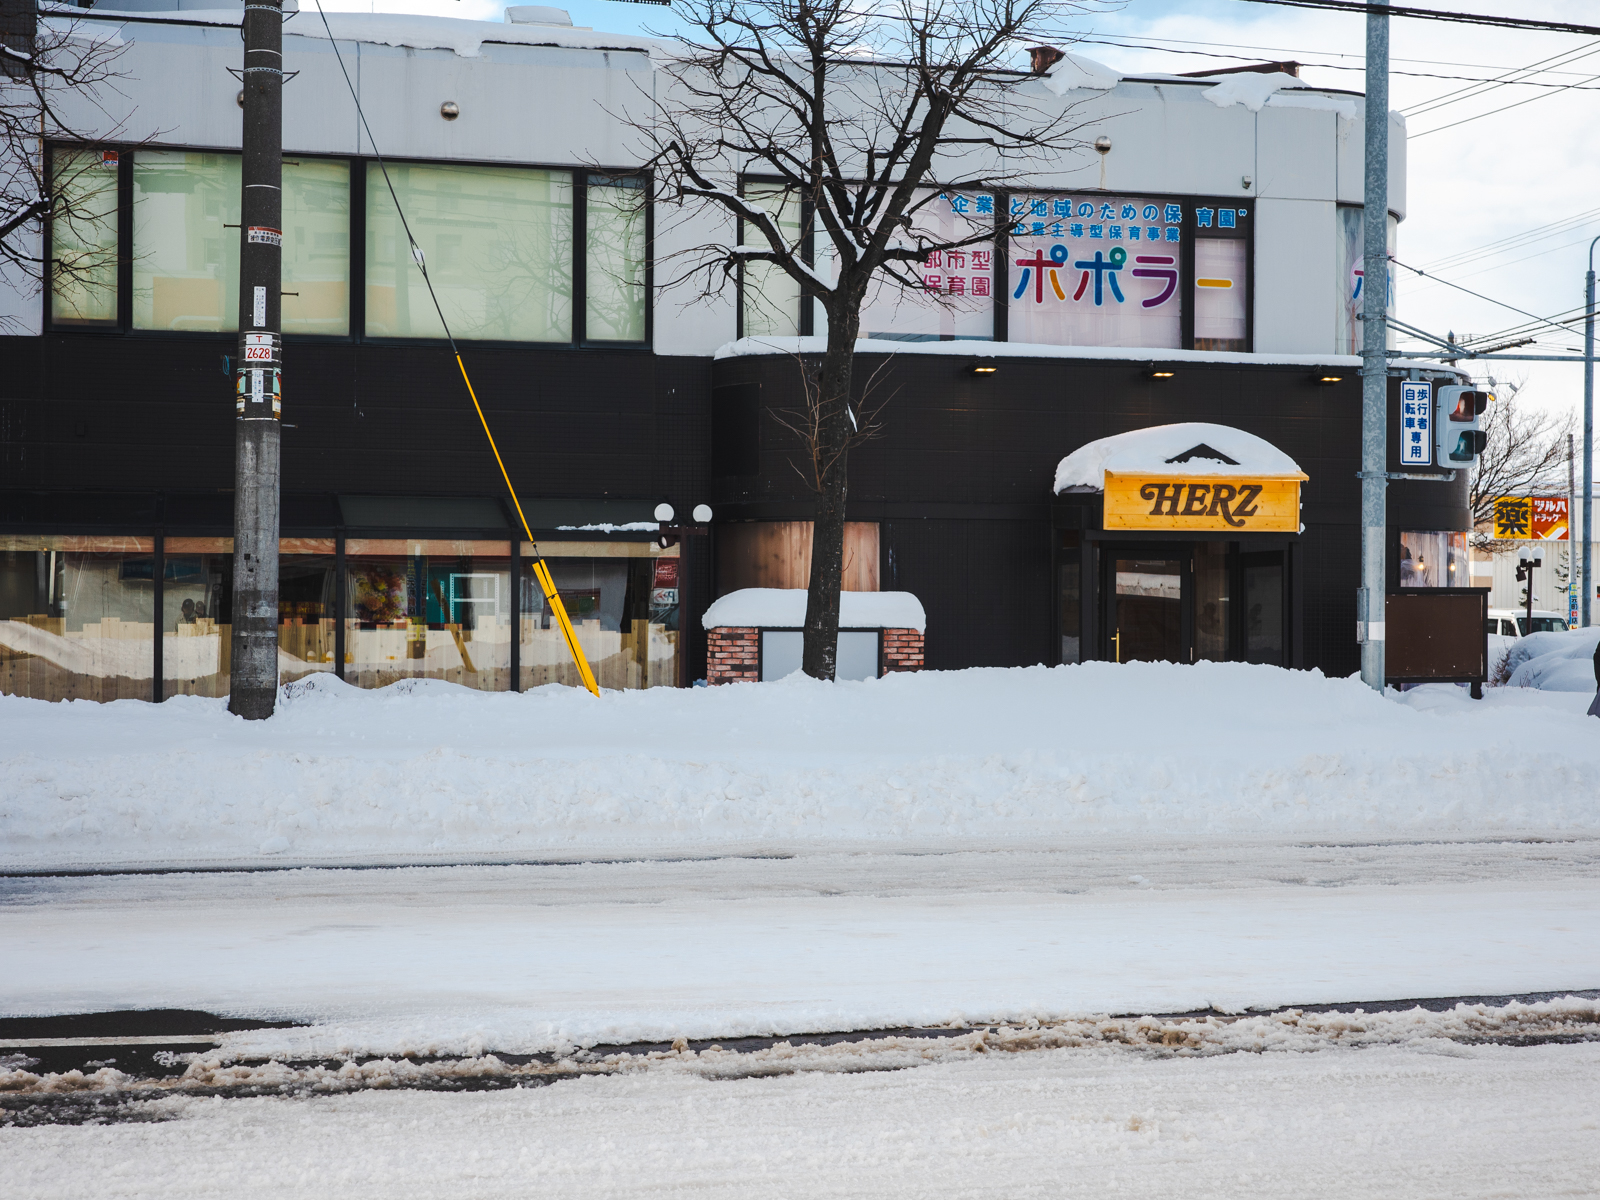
[[1230, 0, 1600, 37], [1410, 65, 1600, 136], [1401, 41, 1600, 117], [1076, 35, 1600, 91], [1393, 258, 1587, 340], [1417, 207, 1600, 274]]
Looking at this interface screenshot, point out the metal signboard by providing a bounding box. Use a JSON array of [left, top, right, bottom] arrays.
[[1493, 496, 1569, 540], [1102, 472, 1304, 532], [1400, 380, 1432, 466]]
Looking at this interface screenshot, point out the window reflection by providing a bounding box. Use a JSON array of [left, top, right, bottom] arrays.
[[0, 537, 155, 701], [585, 175, 647, 342], [1399, 531, 1468, 588], [162, 537, 234, 699], [366, 164, 573, 342], [521, 547, 678, 689], [50, 148, 120, 326], [345, 540, 511, 690]]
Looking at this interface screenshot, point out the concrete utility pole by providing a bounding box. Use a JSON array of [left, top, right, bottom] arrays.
[[1583, 237, 1596, 628], [229, 0, 284, 720], [1358, 9, 1389, 692]]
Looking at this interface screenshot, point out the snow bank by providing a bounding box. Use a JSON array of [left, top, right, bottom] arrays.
[[701, 588, 926, 631], [1054, 422, 1305, 493], [3, 663, 1600, 871], [1503, 627, 1600, 692]]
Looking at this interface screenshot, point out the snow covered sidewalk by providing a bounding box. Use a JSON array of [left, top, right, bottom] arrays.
[[6, 1041, 1598, 1198], [3, 663, 1600, 871]]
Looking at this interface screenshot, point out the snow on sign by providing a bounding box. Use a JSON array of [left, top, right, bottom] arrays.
[[1103, 472, 1303, 531], [1400, 381, 1432, 467]]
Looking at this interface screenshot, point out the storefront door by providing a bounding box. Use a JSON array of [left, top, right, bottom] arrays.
[[1091, 543, 1289, 666], [1109, 556, 1184, 663]]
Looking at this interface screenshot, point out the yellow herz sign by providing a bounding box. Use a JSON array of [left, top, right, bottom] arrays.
[[1103, 471, 1306, 532]]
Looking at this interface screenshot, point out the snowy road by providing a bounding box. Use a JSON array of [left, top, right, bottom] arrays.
[[6, 1041, 1598, 1198], [4, 844, 1598, 1057]]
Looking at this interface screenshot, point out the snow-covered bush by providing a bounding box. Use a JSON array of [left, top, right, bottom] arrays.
[[1503, 628, 1600, 692]]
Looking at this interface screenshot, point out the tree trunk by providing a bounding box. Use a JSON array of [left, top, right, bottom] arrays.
[[801, 306, 861, 680]]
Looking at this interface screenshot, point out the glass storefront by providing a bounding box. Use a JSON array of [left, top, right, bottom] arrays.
[[0, 537, 156, 701], [1, 536, 677, 701], [162, 537, 234, 699], [346, 540, 513, 691], [521, 543, 679, 690]]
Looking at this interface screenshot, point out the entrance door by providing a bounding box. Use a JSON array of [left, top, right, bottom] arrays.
[[1109, 557, 1183, 663]]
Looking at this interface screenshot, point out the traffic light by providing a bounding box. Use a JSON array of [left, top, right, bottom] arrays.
[[1435, 386, 1490, 466]]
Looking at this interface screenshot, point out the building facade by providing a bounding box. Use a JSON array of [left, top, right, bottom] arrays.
[[0, 2, 1470, 699]]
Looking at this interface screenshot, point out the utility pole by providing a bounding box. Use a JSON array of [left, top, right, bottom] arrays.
[[1358, 8, 1389, 692], [1583, 236, 1596, 628], [229, 0, 284, 720]]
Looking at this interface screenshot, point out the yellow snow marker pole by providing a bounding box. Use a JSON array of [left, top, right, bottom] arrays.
[[455, 354, 600, 698]]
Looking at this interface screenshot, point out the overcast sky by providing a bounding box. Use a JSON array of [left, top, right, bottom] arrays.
[[321, 0, 1600, 431]]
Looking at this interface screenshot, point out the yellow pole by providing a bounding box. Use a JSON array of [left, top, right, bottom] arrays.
[[455, 354, 600, 697]]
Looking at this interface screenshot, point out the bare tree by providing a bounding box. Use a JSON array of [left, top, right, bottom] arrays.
[[1468, 383, 1576, 546], [637, 0, 1095, 679], [2, 2, 138, 326]]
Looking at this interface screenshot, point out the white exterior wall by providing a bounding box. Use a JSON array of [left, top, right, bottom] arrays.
[[12, 12, 1404, 358]]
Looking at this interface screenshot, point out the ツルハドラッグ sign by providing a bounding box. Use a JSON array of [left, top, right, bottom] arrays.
[[1103, 471, 1306, 532]]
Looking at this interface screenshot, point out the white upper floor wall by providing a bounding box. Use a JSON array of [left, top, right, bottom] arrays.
[[13, 5, 1406, 358]]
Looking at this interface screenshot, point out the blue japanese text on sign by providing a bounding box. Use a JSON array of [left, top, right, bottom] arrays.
[[1400, 381, 1432, 467]]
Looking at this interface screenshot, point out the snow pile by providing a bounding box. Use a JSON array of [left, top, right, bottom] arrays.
[[701, 588, 927, 631], [1054, 422, 1305, 492], [3, 662, 1600, 871], [1503, 627, 1600, 692]]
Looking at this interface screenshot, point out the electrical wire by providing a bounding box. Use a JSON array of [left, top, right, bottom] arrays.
[[1228, 0, 1600, 38], [1418, 206, 1600, 274], [309, 0, 601, 697], [1409, 65, 1600, 136], [1393, 258, 1589, 342], [1401, 41, 1600, 117]]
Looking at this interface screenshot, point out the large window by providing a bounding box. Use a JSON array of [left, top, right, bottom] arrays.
[[521, 542, 678, 690], [585, 174, 647, 342], [132, 150, 241, 332], [0, 537, 155, 701], [366, 164, 573, 342], [282, 160, 351, 337], [859, 189, 994, 342], [49, 148, 120, 327], [50, 148, 649, 346], [345, 540, 513, 691], [739, 183, 805, 338]]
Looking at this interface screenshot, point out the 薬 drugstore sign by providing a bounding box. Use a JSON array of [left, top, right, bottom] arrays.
[[1102, 471, 1306, 532]]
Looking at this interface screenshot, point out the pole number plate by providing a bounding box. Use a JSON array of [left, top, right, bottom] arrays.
[[243, 332, 276, 362]]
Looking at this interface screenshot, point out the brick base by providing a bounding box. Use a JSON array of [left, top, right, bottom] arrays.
[[706, 626, 760, 685], [882, 628, 925, 673], [706, 626, 925, 683]]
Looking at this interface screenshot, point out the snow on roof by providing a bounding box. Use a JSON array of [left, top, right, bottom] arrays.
[[702, 589, 926, 632], [64, 5, 665, 58], [1041, 51, 1121, 95], [1054, 423, 1306, 493], [1197, 71, 1361, 121], [715, 335, 1362, 370]]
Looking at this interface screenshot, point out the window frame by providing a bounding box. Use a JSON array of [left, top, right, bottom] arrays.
[[735, 173, 814, 341], [42, 142, 654, 351]]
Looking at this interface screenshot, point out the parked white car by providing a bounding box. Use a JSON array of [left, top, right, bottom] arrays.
[[1486, 608, 1569, 637]]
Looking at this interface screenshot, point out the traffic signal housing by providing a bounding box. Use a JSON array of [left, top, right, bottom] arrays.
[[1435, 386, 1490, 466]]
